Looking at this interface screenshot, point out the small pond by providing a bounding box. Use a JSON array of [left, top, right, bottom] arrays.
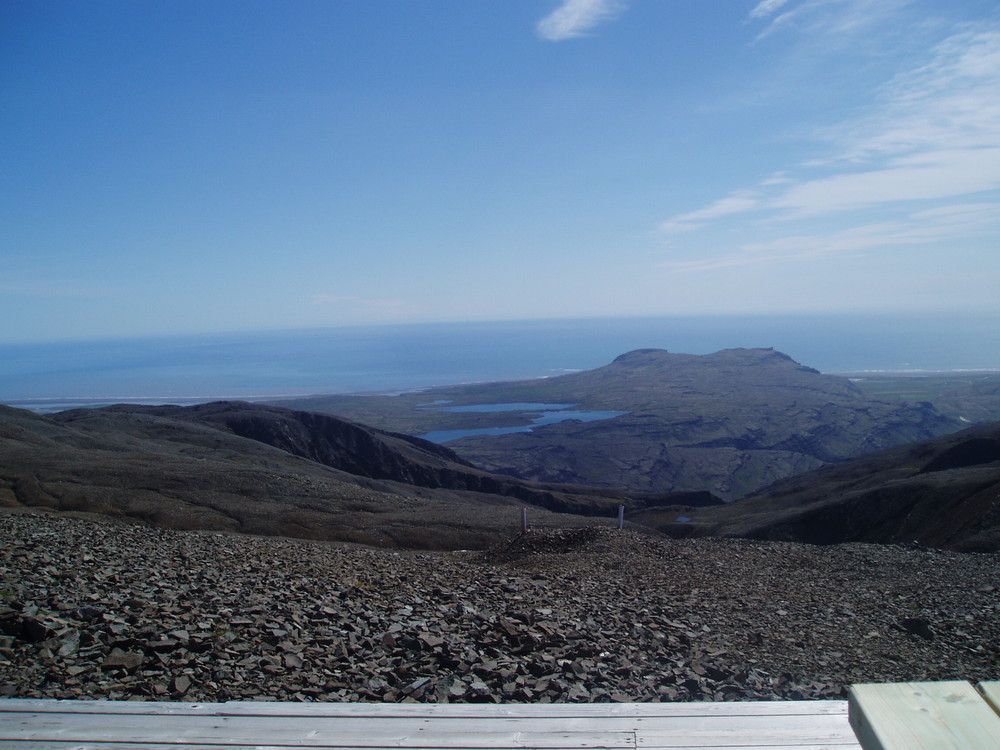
[[415, 402, 627, 444]]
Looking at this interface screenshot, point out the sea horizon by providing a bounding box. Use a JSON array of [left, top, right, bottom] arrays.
[[3, 313, 1000, 412]]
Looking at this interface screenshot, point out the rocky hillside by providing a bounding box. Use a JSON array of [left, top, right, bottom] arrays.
[[0, 403, 703, 549], [280, 348, 958, 499], [2, 512, 997, 703], [4, 399, 993, 552], [636, 421, 1000, 552], [933, 378, 1000, 423]]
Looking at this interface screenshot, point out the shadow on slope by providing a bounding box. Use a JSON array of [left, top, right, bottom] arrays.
[[633, 422, 1000, 552], [0, 403, 714, 549], [278, 348, 959, 500]]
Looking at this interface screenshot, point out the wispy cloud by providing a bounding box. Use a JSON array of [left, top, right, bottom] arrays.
[[774, 26, 1000, 216], [748, 0, 915, 41], [772, 148, 1000, 218], [749, 0, 792, 21], [659, 192, 761, 233], [660, 22, 1000, 268], [826, 28, 1000, 159], [536, 0, 627, 42], [662, 202, 1000, 273]]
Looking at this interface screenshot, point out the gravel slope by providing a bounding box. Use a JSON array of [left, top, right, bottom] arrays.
[[2, 510, 997, 703]]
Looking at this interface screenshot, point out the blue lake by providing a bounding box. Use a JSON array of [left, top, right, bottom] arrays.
[[415, 402, 627, 443], [419, 402, 573, 413]]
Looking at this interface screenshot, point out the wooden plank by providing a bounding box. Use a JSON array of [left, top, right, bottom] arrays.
[[0, 745, 382, 750], [849, 681, 1000, 750], [1, 711, 856, 747], [644, 746, 859, 750], [0, 699, 850, 719], [0, 713, 636, 748], [0, 745, 861, 750], [0, 709, 853, 735], [1, 711, 643, 735], [2, 730, 635, 750], [0, 698, 858, 750], [637, 713, 858, 747], [642, 739, 858, 749], [978, 681, 1000, 715]]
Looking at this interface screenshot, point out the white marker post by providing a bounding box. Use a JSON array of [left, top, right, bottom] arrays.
[[521, 507, 528, 534], [618, 504, 625, 530]]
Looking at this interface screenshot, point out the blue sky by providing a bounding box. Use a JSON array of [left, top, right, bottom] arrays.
[[3, 0, 999, 343]]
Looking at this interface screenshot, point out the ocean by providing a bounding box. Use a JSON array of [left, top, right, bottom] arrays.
[[2, 313, 999, 412]]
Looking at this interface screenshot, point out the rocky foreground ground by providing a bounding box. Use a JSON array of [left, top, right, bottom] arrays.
[[2, 509, 998, 703]]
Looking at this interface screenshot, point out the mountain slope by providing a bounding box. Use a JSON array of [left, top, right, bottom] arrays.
[[0, 403, 486, 547], [0, 403, 700, 549], [637, 421, 1000, 552], [279, 348, 959, 499]]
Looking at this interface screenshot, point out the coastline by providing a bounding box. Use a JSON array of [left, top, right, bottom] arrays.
[[6, 368, 1000, 415], [4, 314, 1000, 406]]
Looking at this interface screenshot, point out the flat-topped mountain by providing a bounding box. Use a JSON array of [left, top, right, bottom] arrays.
[[279, 348, 959, 499]]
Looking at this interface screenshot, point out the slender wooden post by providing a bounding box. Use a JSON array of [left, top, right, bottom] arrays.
[[618, 504, 625, 530], [520, 507, 528, 534]]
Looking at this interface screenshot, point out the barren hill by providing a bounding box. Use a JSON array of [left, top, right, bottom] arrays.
[[0, 403, 701, 549], [636, 420, 1000, 552], [279, 348, 959, 499]]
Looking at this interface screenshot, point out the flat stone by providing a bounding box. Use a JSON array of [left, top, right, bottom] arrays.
[[103, 648, 143, 671]]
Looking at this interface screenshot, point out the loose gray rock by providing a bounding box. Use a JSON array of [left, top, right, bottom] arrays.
[[1, 511, 997, 703]]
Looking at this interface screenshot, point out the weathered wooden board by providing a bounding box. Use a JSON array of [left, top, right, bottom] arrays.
[[849, 681, 1000, 750], [0, 699, 851, 718], [0, 715, 636, 748], [0, 698, 860, 750], [643, 747, 857, 750], [2, 745, 861, 750], [3, 710, 849, 737], [637, 713, 859, 747], [979, 681, 1000, 715]]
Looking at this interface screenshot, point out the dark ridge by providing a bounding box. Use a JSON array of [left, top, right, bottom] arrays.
[[920, 437, 1000, 473], [650, 421, 1000, 552], [296, 346, 955, 500], [612, 348, 668, 362], [2, 402, 713, 549]]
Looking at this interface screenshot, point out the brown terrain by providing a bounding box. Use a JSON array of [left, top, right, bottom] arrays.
[[279, 348, 959, 499], [636, 421, 1000, 553], [2, 512, 997, 703], [2, 354, 999, 703], [0, 402, 713, 549]]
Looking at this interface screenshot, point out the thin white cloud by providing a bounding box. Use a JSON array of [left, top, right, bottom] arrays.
[[661, 201, 1000, 274], [660, 21, 1000, 265], [772, 26, 1000, 216], [749, 0, 793, 20], [660, 192, 760, 233], [771, 148, 1000, 217], [536, 0, 627, 42], [831, 28, 1000, 160], [749, 0, 915, 40]]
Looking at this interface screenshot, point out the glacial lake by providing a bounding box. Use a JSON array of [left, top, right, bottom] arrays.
[[415, 402, 627, 444]]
